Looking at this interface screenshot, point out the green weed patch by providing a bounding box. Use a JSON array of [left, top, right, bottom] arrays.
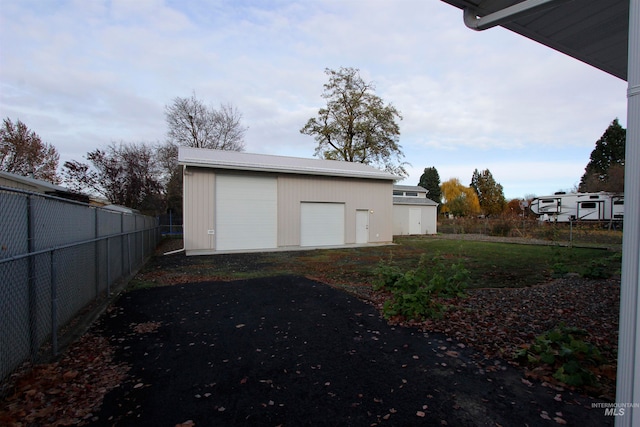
[[516, 323, 604, 387], [373, 254, 469, 320]]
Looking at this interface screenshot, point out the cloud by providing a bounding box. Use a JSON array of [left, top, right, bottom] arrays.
[[0, 0, 627, 199]]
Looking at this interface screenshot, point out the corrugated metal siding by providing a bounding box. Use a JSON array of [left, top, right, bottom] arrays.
[[393, 205, 438, 235], [183, 169, 393, 253], [277, 175, 393, 246], [183, 167, 216, 252], [422, 205, 437, 234]]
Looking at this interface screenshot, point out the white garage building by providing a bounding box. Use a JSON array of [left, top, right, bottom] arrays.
[[179, 147, 399, 255], [392, 185, 438, 235]]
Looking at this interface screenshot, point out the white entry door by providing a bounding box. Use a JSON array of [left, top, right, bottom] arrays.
[[355, 210, 369, 244], [409, 208, 422, 234], [300, 202, 345, 246]]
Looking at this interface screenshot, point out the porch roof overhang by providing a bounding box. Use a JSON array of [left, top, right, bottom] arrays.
[[440, 0, 629, 81], [440, 2, 639, 425]]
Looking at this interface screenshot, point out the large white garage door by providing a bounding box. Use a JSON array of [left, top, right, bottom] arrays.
[[300, 202, 345, 247], [216, 175, 277, 251]]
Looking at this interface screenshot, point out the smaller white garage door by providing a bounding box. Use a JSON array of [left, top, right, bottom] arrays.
[[300, 202, 345, 247]]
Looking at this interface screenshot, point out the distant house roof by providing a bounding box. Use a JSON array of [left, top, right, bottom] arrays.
[[178, 147, 400, 181], [0, 171, 90, 203], [393, 185, 428, 193], [102, 204, 140, 214], [393, 197, 438, 207]]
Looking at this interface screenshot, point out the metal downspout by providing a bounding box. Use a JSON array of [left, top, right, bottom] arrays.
[[616, 0, 640, 424]]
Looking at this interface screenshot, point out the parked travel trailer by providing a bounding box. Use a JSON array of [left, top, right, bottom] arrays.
[[529, 192, 624, 223]]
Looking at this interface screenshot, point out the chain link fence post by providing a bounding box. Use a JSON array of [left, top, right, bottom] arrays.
[[0, 186, 160, 385], [50, 249, 58, 357]]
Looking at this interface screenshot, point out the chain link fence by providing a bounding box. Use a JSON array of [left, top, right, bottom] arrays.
[[437, 216, 623, 247], [158, 212, 183, 237], [0, 186, 160, 385]]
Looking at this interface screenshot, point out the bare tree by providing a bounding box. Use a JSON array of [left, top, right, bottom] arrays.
[[214, 103, 248, 150], [162, 94, 246, 216], [165, 93, 247, 151], [155, 141, 182, 216], [0, 117, 59, 183], [62, 142, 164, 214]]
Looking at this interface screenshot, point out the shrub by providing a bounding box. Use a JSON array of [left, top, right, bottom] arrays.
[[372, 255, 404, 291], [551, 262, 569, 278], [515, 323, 603, 387], [490, 220, 512, 237], [581, 252, 621, 279], [374, 254, 469, 320], [549, 245, 576, 277], [581, 258, 610, 279]]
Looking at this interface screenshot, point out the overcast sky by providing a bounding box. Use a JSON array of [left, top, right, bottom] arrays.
[[0, 0, 628, 199]]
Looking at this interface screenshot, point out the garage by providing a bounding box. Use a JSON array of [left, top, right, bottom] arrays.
[[179, 147, 398, 255], [392, 185, 438, 235], [300, 202, 345, 247], [215, 174, 277, 251]]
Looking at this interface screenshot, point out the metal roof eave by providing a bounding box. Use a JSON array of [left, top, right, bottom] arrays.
[[440, 0, 630, 81], [440, 1, 640, 422], [180, 159, 401, 181]]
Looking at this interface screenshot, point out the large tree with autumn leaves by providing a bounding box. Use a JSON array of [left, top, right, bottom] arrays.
[[440, 178, 481, 217], [300, 67, 407, 177], [0, 117, 59, 183]]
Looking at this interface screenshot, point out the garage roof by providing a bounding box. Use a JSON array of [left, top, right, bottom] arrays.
[[178, 147, 400, 181], [440, 0, 629, 80], [393, 197, 439, 206], [393, 185, 428, 193]]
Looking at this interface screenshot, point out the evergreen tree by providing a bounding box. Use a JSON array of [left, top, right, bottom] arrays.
[[418, 167, 442, 206], [579, 119, 626, 192], [470, 168, 506, 216]]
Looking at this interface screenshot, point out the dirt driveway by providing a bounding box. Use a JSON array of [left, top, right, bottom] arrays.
[[88, 275, 613, 426]]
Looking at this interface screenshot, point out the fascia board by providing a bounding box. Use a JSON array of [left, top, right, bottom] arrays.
[[180, 159, 400, 181]]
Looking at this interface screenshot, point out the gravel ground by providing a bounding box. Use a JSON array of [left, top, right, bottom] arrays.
[[0, 236, 621, 426], [90, 276, 615, 426]]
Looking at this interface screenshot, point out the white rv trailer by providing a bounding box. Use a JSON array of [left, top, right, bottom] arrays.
[[529, 192, 624, 223]]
